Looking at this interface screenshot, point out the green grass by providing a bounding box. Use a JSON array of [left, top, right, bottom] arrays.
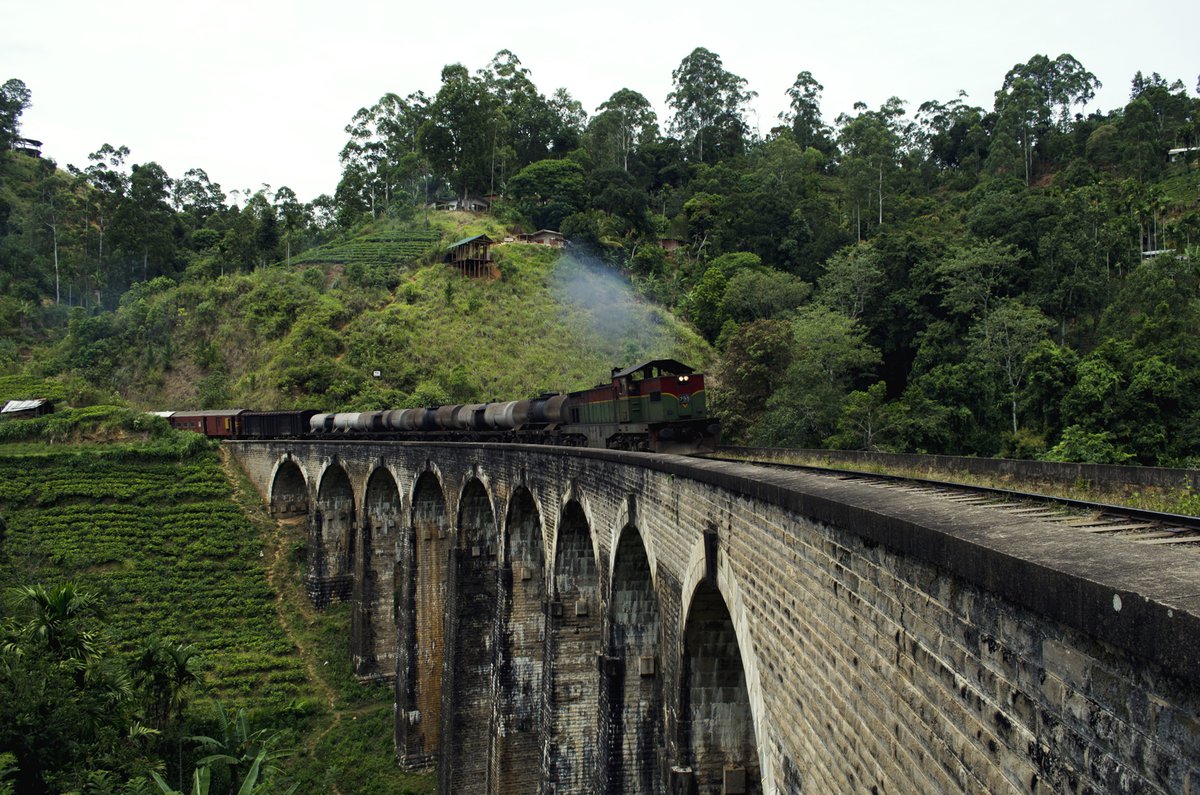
[[0, 374, 67, 403], [721, 450, 1200, 516], [366, 243, 713, 400], [16, 215, 713, 413], [292, 230, 443, 267]]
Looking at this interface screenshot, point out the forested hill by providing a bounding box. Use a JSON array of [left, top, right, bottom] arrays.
[[1, 52, 1198, 464]]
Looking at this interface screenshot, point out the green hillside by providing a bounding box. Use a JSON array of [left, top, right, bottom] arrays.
[[38, 215, 711, 412], [290, 228, 442, 267]]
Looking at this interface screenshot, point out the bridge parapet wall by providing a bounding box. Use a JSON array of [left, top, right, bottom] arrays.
[[228, 440, 1200, 794]]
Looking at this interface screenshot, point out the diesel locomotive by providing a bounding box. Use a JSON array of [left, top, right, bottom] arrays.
[[164, 360, 720, 455]]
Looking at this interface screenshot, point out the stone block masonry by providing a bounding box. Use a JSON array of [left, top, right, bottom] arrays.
[[229, 441, 1200, 794]]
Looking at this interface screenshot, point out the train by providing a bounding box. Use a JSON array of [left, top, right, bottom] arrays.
[[161, 359, 721, 455]]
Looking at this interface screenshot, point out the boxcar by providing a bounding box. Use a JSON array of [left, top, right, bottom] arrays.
[[240, 410, 318, 439], [168, 409, 245, 438]]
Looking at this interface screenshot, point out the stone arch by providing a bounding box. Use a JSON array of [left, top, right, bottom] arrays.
[[269, 457, 308, 517], [555, 483, 600, 574], [310, 461, 355, 606], [494, 485, 546, 794], [677, 536, 773, 793], [545, 499, 601, 793], [353, 465, 402, 678], [679, 575, 763, 794], [444, 477, 500, 793], [603, 520, 664, 794], [396, 469, 449, 766]]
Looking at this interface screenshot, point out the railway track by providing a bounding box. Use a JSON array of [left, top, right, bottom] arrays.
[[706, 453, 1200, 547]]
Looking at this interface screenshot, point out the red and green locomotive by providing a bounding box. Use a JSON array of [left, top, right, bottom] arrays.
[[565, 360, 719, 453]]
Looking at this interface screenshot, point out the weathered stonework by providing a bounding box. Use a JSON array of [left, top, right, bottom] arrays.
[[229, 440, 1200, 794]]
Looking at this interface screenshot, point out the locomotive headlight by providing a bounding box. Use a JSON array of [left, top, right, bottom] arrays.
[[677, 375, 690, 383]]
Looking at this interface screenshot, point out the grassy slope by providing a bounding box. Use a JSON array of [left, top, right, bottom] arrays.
[[384, 243, 712, 399], [85, 214, 712, 411]]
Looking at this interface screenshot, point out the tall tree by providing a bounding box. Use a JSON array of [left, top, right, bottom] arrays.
[[172, 166, 227, 233], [68, 143, 130, 305], [587, 88, 657, 172], [31, 160, 78, 304], [970, 298, 1053, 434], [339, 91, 430, 221], [420, 63, 498, 198], [781, 70, 831, 152], [837, 100, 906, 236], [990, 54, 1101, 183], [274, 186, 307, 265], [111, 161, 176, 284], [478, 49, 560, 180], [547, 87, 587, 153], [0, 78, 31, 150], [667, 47, 756, 163]]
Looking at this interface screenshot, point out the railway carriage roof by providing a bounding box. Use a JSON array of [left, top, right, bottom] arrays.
[[169, 410, 246, 417]]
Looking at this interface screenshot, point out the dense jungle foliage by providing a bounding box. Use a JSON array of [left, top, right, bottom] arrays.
[[1, 51, 1199, 466]]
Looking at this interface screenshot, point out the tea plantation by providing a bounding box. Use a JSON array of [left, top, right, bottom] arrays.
[[0, 435, 435, 793]]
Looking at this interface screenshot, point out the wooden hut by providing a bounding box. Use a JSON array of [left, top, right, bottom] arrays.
[[445, 234, 499, 279], [518, 229, 566, 248], [0, 398, 53, 420]]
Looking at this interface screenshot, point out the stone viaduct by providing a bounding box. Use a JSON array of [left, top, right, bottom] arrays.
[[227, 440, 1200, 794]]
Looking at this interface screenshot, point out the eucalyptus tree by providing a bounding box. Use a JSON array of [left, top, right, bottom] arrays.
[[547, 87, 587, 153], [273, 186, 308, 265], [586, 88, 657, 172], [173, 168, 226, 228], [68, 143, 130, 304], [913, 92, 988, 184], [30, 159, 78, 303], [970, 298, 1053, 435], [781, 70, 832, 153], [989, 54, 1101, 183], [420, 63, 499, 198], [836, 99, 907, 237], [478, 49, 563, 179], [817, 242, 886, 321], [667, 47, 756, 163], [339, 91, 429, 220], [111, 161, 177, 284]]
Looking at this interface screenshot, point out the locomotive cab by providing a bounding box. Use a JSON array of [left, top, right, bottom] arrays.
[[604, 359, 720, 453]]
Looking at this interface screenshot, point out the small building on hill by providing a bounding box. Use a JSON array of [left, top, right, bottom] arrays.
[[430, 195, 491, 213], [1168, 146, 1199, 163], [445, 234, 499, 279], [1, 398, 54, 419], [519, 229, 566, 248], [659, 237, 686, 254], [11, 138, 42, 158]]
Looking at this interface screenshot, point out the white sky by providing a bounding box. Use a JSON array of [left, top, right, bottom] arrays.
[[3, 0, 1196, 204]]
